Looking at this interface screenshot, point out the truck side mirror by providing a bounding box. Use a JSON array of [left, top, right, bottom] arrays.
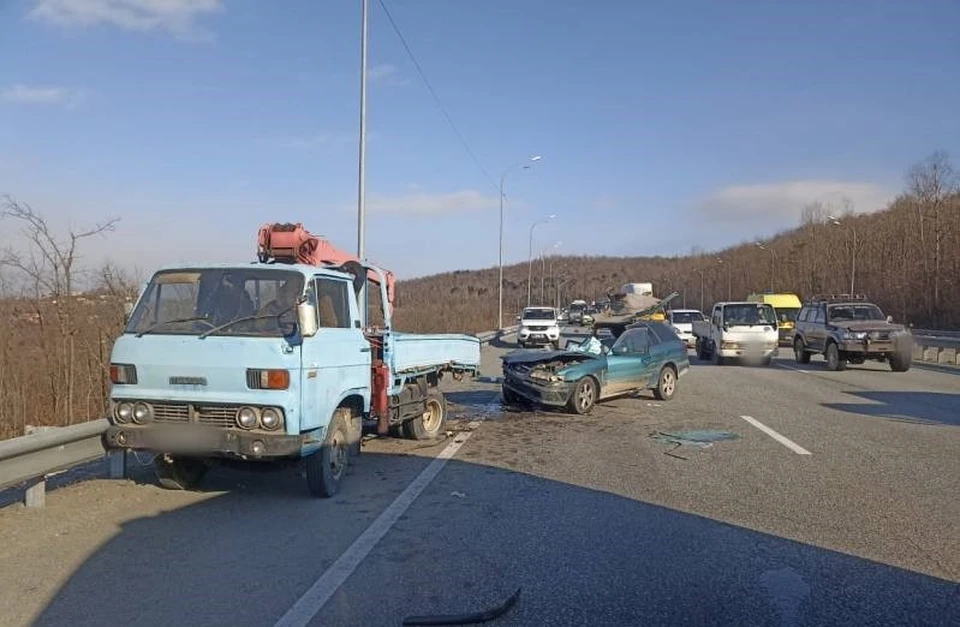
[[886, 315, 893, 323], [298, 302, 318, 337]]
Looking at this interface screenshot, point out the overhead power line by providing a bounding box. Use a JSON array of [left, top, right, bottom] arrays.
[[376, 0, 500, 193]]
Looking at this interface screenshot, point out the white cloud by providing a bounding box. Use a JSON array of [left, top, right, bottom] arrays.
[[28, 0, 225, 40], [367, 63, 411, 86], [365, 190, 500, 215], [0, 84, 89, 108], [698, 179, 895, 222]]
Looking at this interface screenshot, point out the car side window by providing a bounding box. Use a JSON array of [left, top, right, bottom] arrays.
[[314, 277, 351, 329], [814, 306, 825, 324], [797, 307, 808, 322]]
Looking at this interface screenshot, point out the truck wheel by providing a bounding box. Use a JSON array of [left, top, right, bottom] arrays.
[[306, 413, 349, 498], [336, 406, 362, 457], [825, 342, 846, 371], [794, 338, 810, 364], [404, 390, 447, 440], [154, 455, 207, 491], [890, 352, 912, 372], [712, 344, 725, 366], [653, 366, 677, 401], [567, 377, 598, 414]]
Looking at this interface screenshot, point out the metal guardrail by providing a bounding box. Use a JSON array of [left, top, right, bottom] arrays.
[[912, 329, 960, 340], [0, 328, 513, 508]]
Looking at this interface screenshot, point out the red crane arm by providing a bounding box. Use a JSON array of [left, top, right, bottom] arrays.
[[256, 222, 396, 314]]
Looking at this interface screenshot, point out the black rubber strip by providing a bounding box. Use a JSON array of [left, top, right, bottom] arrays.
[[402, 587, 522, 626]]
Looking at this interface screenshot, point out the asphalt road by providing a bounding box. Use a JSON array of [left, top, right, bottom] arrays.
[[0, 326, 957, 627]]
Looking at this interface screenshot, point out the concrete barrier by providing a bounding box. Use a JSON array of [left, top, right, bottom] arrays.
[[937, 347, 957, 365]]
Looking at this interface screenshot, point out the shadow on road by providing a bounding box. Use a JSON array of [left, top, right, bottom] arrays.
[[29, 451, 959, 627], [823, 390, 960, 427]]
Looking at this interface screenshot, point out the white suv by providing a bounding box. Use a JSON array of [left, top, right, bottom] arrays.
[[518, 307, 561, 349]]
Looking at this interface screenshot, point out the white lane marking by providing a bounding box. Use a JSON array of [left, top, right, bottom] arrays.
[[776, 362, 814, 375], [740, 415, 812, 456], [274, 420, 482, 627]]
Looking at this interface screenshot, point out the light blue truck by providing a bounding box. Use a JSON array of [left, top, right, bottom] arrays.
[[103, 223, 481, 497]]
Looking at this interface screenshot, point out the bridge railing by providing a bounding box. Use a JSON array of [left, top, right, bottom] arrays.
[[0, 328, 516, 508]]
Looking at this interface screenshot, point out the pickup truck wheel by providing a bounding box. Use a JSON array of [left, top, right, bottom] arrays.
[[653, 366, 677, 401], [794, 338, 811, 364], [306, 413, 348, 498], [825, 342, 847, 371], [404, 390, 447, 440], [154, 455, 207, 491], [890, 352, 912, 372], [712, 344, 725, 366], [567, 377, 598, 414]]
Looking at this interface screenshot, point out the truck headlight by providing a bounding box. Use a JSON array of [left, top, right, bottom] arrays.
[[844, 331, 867, 340], [115, 402, 134, 423], [132, 402, 153, 424], [260, 408, 282, 430], [236, 406, 259, 429]]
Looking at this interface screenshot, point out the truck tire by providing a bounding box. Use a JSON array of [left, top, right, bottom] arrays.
[[653, 365, 678, 401], [825, 342, 846, 371], [404, 390, 447, 440], [154, 455, 207, 491], [712, 343, 725, 366], [793, 338, 811, 364], [336, 406, 362, 457], [567, 376, 598, 414], [890, 352, 912, 372], [306, 412, 349, 498]]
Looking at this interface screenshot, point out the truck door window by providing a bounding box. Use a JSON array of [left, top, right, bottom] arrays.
[[814, 307, 825, 324], [314, 277, 351, 329]]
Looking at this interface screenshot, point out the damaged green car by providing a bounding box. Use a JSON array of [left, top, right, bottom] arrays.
[[501, 321, 691, 414]]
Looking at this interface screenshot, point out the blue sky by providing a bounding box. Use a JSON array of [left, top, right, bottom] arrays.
[[2, 0, 958, 280]]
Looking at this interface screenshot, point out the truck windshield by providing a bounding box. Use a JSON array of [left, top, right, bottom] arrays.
[[125, 268, 305, 338], [723, 304, 778, 326], [776, 308, 800, 323], [828, 304, 885, 322]]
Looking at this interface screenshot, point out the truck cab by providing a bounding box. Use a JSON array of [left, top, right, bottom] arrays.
[[103, 259, 480, 498], [692, 301, 779, 365]]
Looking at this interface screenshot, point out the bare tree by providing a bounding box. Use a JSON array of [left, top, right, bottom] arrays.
[[908, 152, 957, 323]]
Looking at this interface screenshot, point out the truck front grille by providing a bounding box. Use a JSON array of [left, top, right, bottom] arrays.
[[152, 402, 236, 428]]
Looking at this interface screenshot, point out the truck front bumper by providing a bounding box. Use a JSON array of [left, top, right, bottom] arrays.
[[838, 339, 908, 356], [719, 347, 778, 360], [104, 424, 306, 460]]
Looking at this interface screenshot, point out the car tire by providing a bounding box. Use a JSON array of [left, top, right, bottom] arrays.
[[712, 343, 725, 366], [567, 377, 598, 415], [403, 390, 447, 440], [154, 455, 207, 491], [825, 342, 846, 372], [653, 365, 678, 401], [794, 338, 811, 364], [306, 412, 349, 498], [761, 356, 773, 366]]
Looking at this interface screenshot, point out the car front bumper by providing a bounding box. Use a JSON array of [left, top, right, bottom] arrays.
[[104, 424, 307, 460], [502, 373, 574, 407], [519, 332, 560, 345]]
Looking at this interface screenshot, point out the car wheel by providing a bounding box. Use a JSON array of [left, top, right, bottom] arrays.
[[794, 338, 810, 364], [712, 343, 725, 366], [567, 377, 598, 415], [825, 342, 846, 372], [653, 366, 677, 401]]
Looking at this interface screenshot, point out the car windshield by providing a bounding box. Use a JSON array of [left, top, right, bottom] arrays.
[[125, 268, 305, 337], [723, 304, 778, 326], [828, 304, 885, 321], [671, 311, 704, 324], [523, 309, 555, 320]]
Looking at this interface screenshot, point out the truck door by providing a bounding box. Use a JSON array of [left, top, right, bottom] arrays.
[[811, 304, 827, 351], [299, 275, 371, 433]]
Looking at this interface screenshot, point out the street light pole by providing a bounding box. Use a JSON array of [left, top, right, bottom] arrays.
[[755, 242, 776, 292], [828, 216, 857, 294], [497, 155, 541, 329], [356, 0, 369, 324], [526, 214, 555, 307]]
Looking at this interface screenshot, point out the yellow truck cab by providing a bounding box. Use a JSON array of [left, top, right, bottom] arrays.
[[747, 293, 802, 345]]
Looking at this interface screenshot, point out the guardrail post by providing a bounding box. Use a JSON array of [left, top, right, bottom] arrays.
[[938, 347, 957, 365], [922, 346, 940, 362], [24, 476, 46, 508]]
